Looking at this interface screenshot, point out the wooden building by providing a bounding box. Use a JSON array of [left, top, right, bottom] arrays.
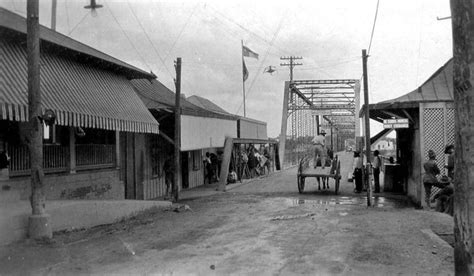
[[361, 59, 454, 206], [131, 79, 239, 190], [0, 8, 161, 202]]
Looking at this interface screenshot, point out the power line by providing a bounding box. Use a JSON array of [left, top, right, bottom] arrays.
[[163, 4, 199, 62], [207, 4, 293, 57], [234, 15, 286, 115], [280, 56, 303, 81], [367, 0, 380, 55], [126, 0, 173, 79], [67, 11, 89, 36], [103, 0, 152, 72], [65, 0, 70, 32]]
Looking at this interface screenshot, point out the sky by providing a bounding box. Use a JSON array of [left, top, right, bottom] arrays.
[[0, 0, 453, 138]]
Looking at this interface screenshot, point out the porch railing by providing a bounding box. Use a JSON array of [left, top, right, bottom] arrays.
[[8, 144, 116, 176], [76, 144, 115, 170], [9, 144, 69, 176]]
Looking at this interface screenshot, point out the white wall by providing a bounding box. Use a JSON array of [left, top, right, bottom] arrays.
[[239, 118, 268, 139], [181, 115, 236, 151]]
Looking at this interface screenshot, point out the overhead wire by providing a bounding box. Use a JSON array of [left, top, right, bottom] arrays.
[[366, 0, 381, 103], [207, 4, 293, 57], [103, 0, 152, 72], [126, 0, 174, 80], [234, 13, 286, 115], [67, 11, 89, 36], [367, 0, 380, 55], [65, 0, 70, 32], [163, 3, 199, 62]]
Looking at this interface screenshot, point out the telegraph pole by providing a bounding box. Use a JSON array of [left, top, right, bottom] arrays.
[[173, 58, 182, 202], [362, 49, 372, 207], [27, 0, 52, 239], [280, 56, 303, 81], [51, 0, 57, 30], [450, 1, 474, 274]]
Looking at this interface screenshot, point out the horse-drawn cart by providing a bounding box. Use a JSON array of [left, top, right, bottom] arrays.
[[297, 154, 342, 194]]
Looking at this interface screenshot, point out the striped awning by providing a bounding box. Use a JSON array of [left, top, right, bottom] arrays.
[[0, 39, 159, 134]]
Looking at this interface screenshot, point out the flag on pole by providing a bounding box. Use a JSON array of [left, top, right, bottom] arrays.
[[242, 45, 259, 59], [242, 59, 249, 82]]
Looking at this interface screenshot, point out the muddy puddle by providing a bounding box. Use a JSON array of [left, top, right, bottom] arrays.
[[283, 196, 411, 209]]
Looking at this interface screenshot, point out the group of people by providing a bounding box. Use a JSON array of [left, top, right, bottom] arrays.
[[239, 145, 272, 180], [422, 145, 454, 215], [351, 149, 383, 194], [203, 151, 222, 185]]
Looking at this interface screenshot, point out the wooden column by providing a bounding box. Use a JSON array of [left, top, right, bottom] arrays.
[[173, 57, 182, 202], [450, 0, 474, 273], [362, 49, 372, 206], [217, 137, 233, 191], [69, 127, 76, 173], [27, 0, 52, 239]]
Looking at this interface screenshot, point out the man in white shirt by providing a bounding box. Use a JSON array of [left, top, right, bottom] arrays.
[[372, 150, 381, 193]]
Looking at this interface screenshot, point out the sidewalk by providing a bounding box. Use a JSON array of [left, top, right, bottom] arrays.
[[180, 170, 284, 201]]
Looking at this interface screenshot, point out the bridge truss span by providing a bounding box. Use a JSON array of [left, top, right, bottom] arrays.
[[279, 79, 360, 167]]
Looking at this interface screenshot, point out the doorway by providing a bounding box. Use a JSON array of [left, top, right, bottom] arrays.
[[181, 152, 189, 189]]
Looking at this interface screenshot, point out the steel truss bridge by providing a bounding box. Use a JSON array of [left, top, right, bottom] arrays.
[[279, 79, 361, 166]]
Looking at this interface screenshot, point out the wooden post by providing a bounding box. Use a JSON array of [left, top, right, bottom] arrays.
[[241, 40, 246, 117], [362, 49, 372, 207], [27, 0, 52, 239], [69, 127, 76, 173], [173, 57, 182, 202], [217, 137, 233, 191], [279, 81, 290, 167], [450, 1, 474, 274], [51, 0, 57, 30]]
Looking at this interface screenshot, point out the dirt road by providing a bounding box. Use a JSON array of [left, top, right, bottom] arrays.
[[0, 152, 454, 275]]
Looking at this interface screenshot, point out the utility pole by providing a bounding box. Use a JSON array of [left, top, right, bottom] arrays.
[[51, 0, 57, 30], [27, 0, 52, 239], [450, 1, 474, 274], [362, 49, 372, 207], [280, 56, 303, 81], [173, 57, 182, 202]]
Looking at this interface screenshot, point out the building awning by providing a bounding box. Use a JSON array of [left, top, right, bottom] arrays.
[[0, 39, 159, 134], [360, 59, 454, 119]]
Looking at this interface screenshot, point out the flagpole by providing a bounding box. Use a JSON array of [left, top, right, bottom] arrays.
[[241, 40, 246, 117]]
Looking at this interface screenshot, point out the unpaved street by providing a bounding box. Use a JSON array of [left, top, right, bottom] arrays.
[[1, 152, 454, 275]]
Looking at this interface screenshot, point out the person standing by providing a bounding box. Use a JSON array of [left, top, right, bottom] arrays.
[[0, 143, 10, 183], [162, 157, 174, 199], [312, 130, 328, 169], [247, 146, 257, 178], [372, 150, 382, 193], [352, 151, 363, 193], [444, 144, 455, 179], [203, 152, 213, 184], [423, 150, 441, 208]]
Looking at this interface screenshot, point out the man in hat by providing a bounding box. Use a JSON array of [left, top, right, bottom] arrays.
[[423, 150, 441, 208], [312, 130, 328, 169], [312, 130, 330, 189]]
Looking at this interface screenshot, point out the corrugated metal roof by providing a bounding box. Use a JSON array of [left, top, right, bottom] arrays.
[[0, 7, 155, 80], [361, 58, 453, 117], [131, 79, 238, 121], [0, 38, 159, 134]]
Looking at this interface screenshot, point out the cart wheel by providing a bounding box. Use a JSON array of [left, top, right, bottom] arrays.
[[298, 176, 305, 194]]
